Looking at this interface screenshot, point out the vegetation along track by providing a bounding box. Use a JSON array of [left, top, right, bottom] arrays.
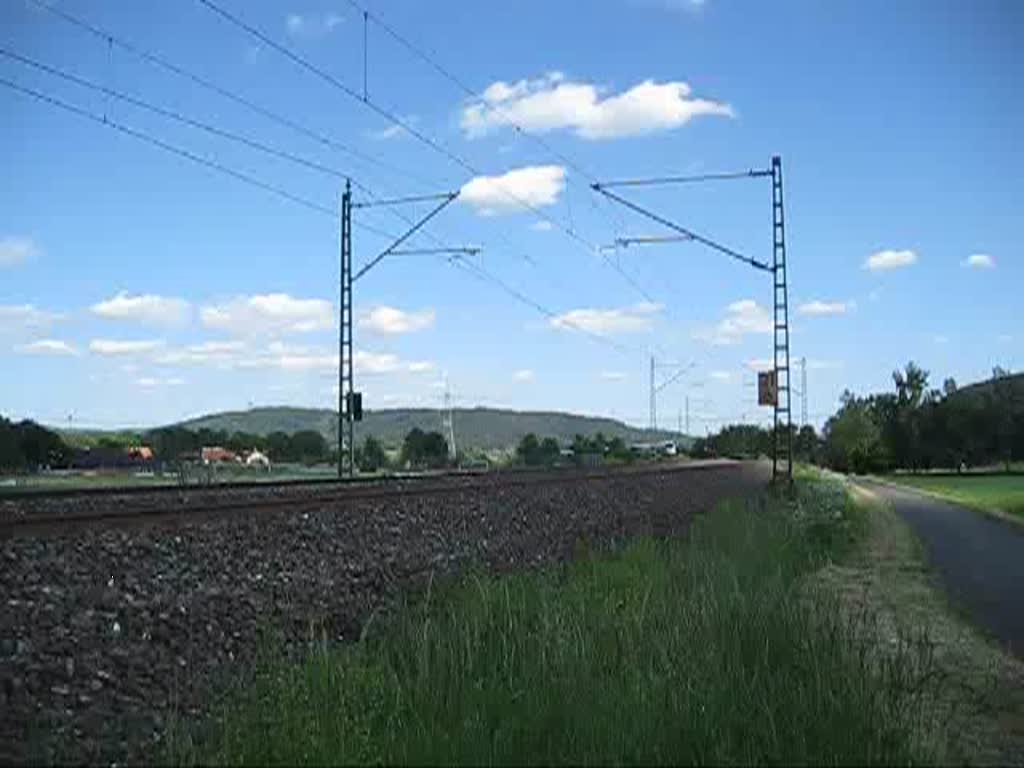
[[0, 459, 739, 537]]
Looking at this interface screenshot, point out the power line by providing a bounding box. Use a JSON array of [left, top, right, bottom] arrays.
[[197, 0, 659, 304], [448, 255, 636, 357], [25, 0, 438, 193], [1, 46, 358, 183], [0, 76, 397, 238]]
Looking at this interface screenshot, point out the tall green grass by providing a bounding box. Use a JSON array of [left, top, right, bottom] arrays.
[[172, 478, 942, 765]]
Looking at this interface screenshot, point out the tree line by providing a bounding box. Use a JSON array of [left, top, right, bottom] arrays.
[[692, 363, 1021, 474], [821, 364, 1021, 473]]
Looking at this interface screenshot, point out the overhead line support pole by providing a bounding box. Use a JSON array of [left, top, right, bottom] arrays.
[[339, 180, 354, 478], [771, 155, 793, 487]]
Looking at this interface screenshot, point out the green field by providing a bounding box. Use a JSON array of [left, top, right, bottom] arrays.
[[169, 477, 946, 766], [888, 474, 1024, 520]]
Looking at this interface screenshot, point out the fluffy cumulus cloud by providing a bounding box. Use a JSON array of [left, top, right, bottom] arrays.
[[16, 339, 78, 356], [460, 165, 566, 216], [285, 11, 344, 38], [89, 339, 165, 356], [91, 292, 190, 327], [693, 299, 771, 345], [200, 293, 333, 336], [864, 249, 917, 271], [358, 306, 436, 335], [462, 73, 733, 140], [963, 253, 995, 269], [550, 302, 662, 334], [797, 299, 853, 317], [0, 236, 39, 267], [0, 303, 63, 333], [513, 369, 535, 382]]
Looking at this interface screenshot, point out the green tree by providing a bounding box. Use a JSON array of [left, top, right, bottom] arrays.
[[402, 428, 449, 468], [359, 435, 388, 472], [824, 392, 886, 474], [516, 433, 542, 466], [291, 430, 329, 464]]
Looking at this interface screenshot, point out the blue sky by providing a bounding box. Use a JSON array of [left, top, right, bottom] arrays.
[[1, 0, 1020, 432]]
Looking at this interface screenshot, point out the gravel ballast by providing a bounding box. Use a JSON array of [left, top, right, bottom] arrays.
[[0, 461, 768, 764]]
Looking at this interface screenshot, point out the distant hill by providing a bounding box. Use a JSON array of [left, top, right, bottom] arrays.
[[949, 371, 1024, 405], [174, 406, 689, 452]]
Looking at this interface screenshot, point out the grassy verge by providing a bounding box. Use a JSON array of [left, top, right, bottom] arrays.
[[170, 476, 947, 766], [817, 481, 1024, 764], [881, 474, 1024, 523]]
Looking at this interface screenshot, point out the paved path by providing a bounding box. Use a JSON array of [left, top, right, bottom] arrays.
[[860, 480, 1024, 658]]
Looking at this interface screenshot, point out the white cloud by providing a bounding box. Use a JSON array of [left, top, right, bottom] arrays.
[[0, 236, 39, 267], [285, 12, 343, 38], [236, 345, 432, 376], [152, 340, 246, 367], [710, 370, 731, 381], [600, 370, 627, 381], [963, 253, 995, 269], [807, 359, 845, 371], [462, 73, 733, 140], [200, 293, 333, 336], [460, 165, 566, 216], [91, 292, 190, 327], [16, 339, 78, 356], [136, 377, 159, 388], [531, 220, 554, 232], [693, 299, 771, 345], [864, 249, 917, 271], [550, 301, 662, 334], [797, 300, 853, 317], [89, 339, 165, 356], [513, 368, 535, 382], [368, 115, 418, 141], [358, 305, 435, 335], [0, 303, 63, 332]]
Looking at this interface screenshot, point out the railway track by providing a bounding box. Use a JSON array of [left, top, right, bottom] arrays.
[[0, 459, 743, 537]]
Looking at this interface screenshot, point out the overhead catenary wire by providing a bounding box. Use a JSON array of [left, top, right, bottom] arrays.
[[20, 1, 689, 379], [0, 76, 398, 239], [196, 0, 660, 305], [25, 0, 439, 194]]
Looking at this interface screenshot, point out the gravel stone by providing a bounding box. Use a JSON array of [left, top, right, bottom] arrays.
[[0, 462, 766, 764]]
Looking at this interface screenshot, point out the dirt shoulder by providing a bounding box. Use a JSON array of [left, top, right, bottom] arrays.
[[813, 481, 1024, 765]]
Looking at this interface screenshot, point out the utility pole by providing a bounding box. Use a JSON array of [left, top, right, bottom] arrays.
[[442, 376, 457, 461], [800, 356, 808, 427], [771, 155, 793, 485], [338, 179, 353, 478], [649, 355, 656, 430], [591, 154, 792, 485], [335, 187, 470, 478], [685, 395, 690, 435]]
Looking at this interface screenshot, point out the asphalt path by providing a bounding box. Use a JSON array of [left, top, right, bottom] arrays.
[[860, 479, 1024, 658]]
